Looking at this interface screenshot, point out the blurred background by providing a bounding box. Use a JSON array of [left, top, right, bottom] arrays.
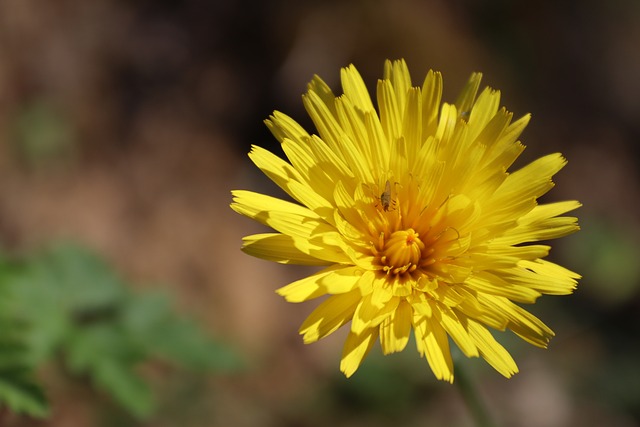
[[1, 0, 639, 426]]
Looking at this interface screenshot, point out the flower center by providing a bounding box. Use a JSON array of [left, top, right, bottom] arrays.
[[377, 228, 426, 276]]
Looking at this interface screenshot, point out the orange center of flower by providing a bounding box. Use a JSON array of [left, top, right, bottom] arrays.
[[377, 229, 428, 276], [367, 178, 442, 281]]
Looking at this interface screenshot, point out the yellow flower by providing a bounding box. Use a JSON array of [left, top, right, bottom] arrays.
[[231, 59, 580, 382]]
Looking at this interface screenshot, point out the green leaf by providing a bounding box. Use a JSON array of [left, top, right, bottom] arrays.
[[63, 323, 153, 419], [120, 292, 242, 371], [0, 243, 127, 364], [35, 243, 126, 312], [63, 318, 152, 419], [0, 242, 241, 420], [64, 324, 142, 374], [0, 321, 48, 418], [91, 361, 154, 419], [0, 366, 49, 418]]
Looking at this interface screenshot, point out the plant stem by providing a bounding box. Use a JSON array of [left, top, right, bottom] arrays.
[[454, 358, 497, 427]]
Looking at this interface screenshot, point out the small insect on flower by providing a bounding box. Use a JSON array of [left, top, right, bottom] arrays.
[[231, 59, 581, 382], [379, 180, 393, 211]]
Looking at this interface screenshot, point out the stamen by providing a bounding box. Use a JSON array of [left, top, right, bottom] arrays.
[[373, 228, 427, 277]]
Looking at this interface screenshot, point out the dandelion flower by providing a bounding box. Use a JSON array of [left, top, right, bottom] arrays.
[[231, 59, 580, 382]]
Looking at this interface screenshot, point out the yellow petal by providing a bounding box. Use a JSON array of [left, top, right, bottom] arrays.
[[363, 111, 390, 175], [370, 276, 394, 306], [402, 87, 423, 169], [278, 139, 339, 212], [333, 180, 364, 230], [454, 287, 508, 330], [508, 260, 580, 295], [472, 108, 510, 161], [467, 87, 501, 142], [377, 78, 403, 144], [241, 233, 331, 266], [408, 291, 433, 317], [302, 90, 345, 155], [434, 103, 458, 144], [299, 289, 362, 343], [249, 142, 343, 218], [421, 69, 443, 137], [307, 75, 338, 117], [230, 190, 351, 264], [340, 328, 378, 377], [454, 72, 482, 117], [307, 135, 355, 186], [380, 300, 412, 355], [467, 319, 518, 378], [495, 113, 530, 149], [276, 265, 362, 302], [436, 305, 479, 357], [351, 292, 399, 335], [492, 153, 567, 203], [495, 200, 582, 245], [384, 59, 412, 112], [248, 144, 304, 193], [414, 314, 454, 382], [460, 244, 550, 271], [335, 96, 373, 166], [304, 91, 374, 183], [264, 111, 311, 145], [464, 271, 541, 303], [340, 64, 375, 112], [520, 200, 582, 224], [231, 190, 322, 234], [476, 293, 554, 347], [494, 207, 581, 246]]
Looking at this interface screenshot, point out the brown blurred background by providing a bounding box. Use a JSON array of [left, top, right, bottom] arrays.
[[1, 0, 639, 426]]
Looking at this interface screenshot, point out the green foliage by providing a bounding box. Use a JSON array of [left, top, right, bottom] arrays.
[[0, 243, 240, 420], [0, 318, 49, 418]]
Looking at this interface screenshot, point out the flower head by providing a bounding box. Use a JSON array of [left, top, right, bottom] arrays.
[[231, 59, 580, 382]]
